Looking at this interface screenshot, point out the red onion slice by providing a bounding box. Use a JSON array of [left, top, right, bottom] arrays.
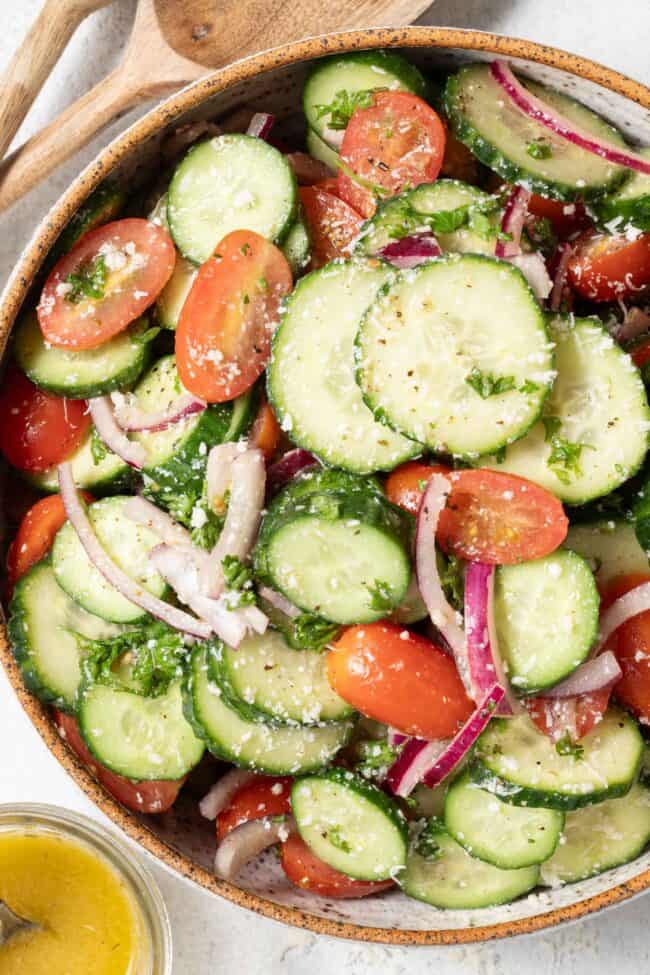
[[464, 562, 520, 716], [509, 252, 553, 301], [422, 684, 505, 789], [549, 242, 574, 312], [266, 448, 318, 497], [215, 815, 296, 880], [89, 397, 146, 469], [386, 737, 450, 798], [58, 464, 212, 639], [491, 61, 650, 176], [124, 495, 194, 550], [206, 442, 247, 514], [257, 584, 301, 620], [386, 728, 409, 749], [378, 233, 442, 269], [541, 650, 621, 698], [598, 580, 650, 649], [246, 112, 275, 140], [617, 306, 650, 343], [199, 770, 256, 820], [495, 186, 531, 258], [110, 390, 205, 433]]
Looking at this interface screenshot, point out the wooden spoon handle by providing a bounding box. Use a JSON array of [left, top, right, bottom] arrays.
[[0, 0, 114, 160]]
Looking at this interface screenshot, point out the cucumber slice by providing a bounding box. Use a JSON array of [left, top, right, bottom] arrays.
[[254, 472, 411, 624], [167, 135, 296, 264], [78, 680, 204, 781], [281, 215, 311, 275], [444, 771, 564, 869], [355, 253, 552, 457], [14, 311, 152, 398], [156, 255, 197, 330], [485, 315, 650, 503], [595, 148, 650, 231], [8, 560, 124, 712], [50, 183, 126, 262], [541, 781, 650, 886], [355, 180, 498, 258], [184, 649, 352, 773], [268, 259, 419, 473], [292, 767, 408, 880], [29, 429, 130, 494], [471, 709, 643, 810], [400, 821, 539, 909], [495, 550, 599, 695], [410, 782, 448, 819], [305, 128, 339, 171], [444, 64, 627, 201], [565, 519, 649, 588], [303, 51, 427, 151], [210, 628, 353, 725], [52, 496, 168, 623]]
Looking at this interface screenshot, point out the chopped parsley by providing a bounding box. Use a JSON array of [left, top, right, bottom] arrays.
[[90, 427, 108, 465], [291, 612, 340, 650], [64, 254, 108, 303], [315, 88, 375, 130], [527, 138, 553, 160], [355, 739, 400, 782], [439, 552, 464, 613], [222, 554, 256, 607], [493, 445, 507, 464], [519, 379, 541, 395], [367, 579, 395, 613], [327, 826, 352, 853], [555, 734, 584, 760], [543, 415, 592, 486], [465, 367, 516, 399], [415, 819, 444, 862]]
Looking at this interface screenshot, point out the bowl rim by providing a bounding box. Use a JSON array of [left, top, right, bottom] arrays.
[[2, 24, 650, 946]]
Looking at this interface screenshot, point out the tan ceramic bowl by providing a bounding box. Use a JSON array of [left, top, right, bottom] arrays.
[[2, 26, 650, 946]]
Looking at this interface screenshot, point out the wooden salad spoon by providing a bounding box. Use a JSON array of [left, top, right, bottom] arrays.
[[0, 898, 38, 945], [0, 0, 432, 214]]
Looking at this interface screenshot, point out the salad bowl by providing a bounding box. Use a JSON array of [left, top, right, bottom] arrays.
[[2, 25, 650, 946]]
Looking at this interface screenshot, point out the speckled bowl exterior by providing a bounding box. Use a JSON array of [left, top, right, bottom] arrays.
[[2, 27, 650, 946]]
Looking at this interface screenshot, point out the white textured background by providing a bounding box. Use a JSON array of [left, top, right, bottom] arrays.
[[1, 2, 650, 971]]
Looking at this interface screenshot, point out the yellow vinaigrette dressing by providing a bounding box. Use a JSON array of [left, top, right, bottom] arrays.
[[0, 830, 140, 974]]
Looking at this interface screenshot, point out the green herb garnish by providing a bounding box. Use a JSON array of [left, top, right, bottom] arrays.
[[355, 740, 400, 782], [64, 254, 108, 303], [367, 579, 395, 613], [291, 612, 340, 650], [527, 139, 553, 160], [543, 415, 592, 486], [415, 819, 444, 862], [315, 89, 375, 130], [221, 554, 256, 607], [465, 367, 516, 399], [327, 826, 352, 854], [555, 734, 584, 760], [90, 428, 108, 466]]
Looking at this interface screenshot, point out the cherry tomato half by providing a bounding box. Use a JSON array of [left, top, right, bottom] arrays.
[[299, 185, 363, 269], [524, 689, 611, 743], [327, 623, 472, 739], [0, 367, 90, 472], [7, 492, 93, 590], [38, 218, 175, 350], [601, 573, 650, 724], [176, 230, 292, 402], [281, 834, 394, 899], [384, 461, 451, 516], [567, 229, 650, 302], [527, 194, 589, 239], [337, 91, 446, 218], [249, 398, 282, 461], [216, 775, 292, 842]]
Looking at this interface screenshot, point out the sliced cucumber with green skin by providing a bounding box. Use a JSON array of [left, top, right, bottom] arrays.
[[156, 255, 197, 330], [354, 180, 498, 258], [355, 253, 553, 458], [565, 519, 649, 589], [305, 128, 339, 171], [29, 429, 131, 494], [78, 679, 204, 781], [281, 215, 311, 275], [444, 64, 627, 201], [400, 821, 539, 909], [8, 560, 125, 712], [49, 183, 126, 263], [444, 771, 564, 869], [14, 311, 152, 398], [254, 473, 411, 624], [209, 629, 353, 726], [167, 135, 297, 264], [292, 767, 408, 881], [471, 709, 643, 811], [52, 496, 168, 623], [485, 315, 650, 504], [303, 50, 427, 151], [495, 550, 599, 695], [541, 781, 650, 886], [594, 148, 650, 231], [268, 259, 419, 473], [184, 648, 352, 773], [633, 475, 650, 554]]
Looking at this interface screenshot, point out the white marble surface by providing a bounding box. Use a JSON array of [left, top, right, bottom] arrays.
[[1, 1, 650, 971]]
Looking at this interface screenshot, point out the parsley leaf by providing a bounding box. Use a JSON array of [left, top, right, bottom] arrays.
[[439, 553, 465, 613], [519, 379, 540, 395], [90, 427, 108, 465], [527, 138, 553, 160], [64, 254, 108, 304], [221, 554, 256, 607], [542, 415, 593, 485], [367, 579, 396, 613], [415, 819, 445, 861], [327, 826, 352, 853], [355, 739, 400, 782], [291, 612, 340, 650], [315, 88, 375, 130], [465, 367, 516, 399], [555, 734, 584, 760]]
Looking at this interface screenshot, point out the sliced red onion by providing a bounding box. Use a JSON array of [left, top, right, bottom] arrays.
[[509, 251, 553, 301], [124, 495, 193, 549], [422, 684, 505, 789], [386, 737, 450, 799], [58, 464, 212, 639], [257, 584, 301, 620], [541, 650, 621, 698], [89, 396, 146, 469], [495, 186, 531, 258], [490, 61, 650, 176], [617, 306, 650, 343], [110, 389, 205, 433], [246, 112, 275, 140], [379, 233, 442, 269], [549, 242, 573, 312], [464, 562, 520, 716], [206, 442, 247, 515], [202, 449, 266, 598], [199, 770, 256, 820], [266, 448, 318, 497], [598, 580, 650, 648], [386, 728, 409, 748], [415, 474, 470, 693], [214, 815, 296, 880]]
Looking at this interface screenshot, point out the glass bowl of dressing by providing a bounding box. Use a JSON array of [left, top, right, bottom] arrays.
[[0, 803, 172, 975]]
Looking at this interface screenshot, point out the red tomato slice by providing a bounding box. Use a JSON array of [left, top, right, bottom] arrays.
[[567, 229, 650, 302], [176, 230, 292, 402], [38, 218, 175, 350], [7, 492, 93, 590], [299, 185, 363, 269], [53, 710, 183, 814], [600, 573, 650, 723], [286, 152, 332, 186], [249, 398, 281, 461], [384, 461, 452, 516], [327, 623, 472, 739], [527, 194, 589, 239], [281, 833, 393, 899], [524, 689, 611, 743], [440, 127, 479, 184], [0, 366, 90, 472], [216, 775, 292, 842], [314, 178, 341, 196], [337, 91, 446, 218]]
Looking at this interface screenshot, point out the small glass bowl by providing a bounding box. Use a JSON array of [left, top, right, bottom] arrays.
[[0, 803, 172, 974]]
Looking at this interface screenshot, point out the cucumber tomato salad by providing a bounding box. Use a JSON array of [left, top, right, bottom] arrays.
[[5, 51, 650, 910]]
